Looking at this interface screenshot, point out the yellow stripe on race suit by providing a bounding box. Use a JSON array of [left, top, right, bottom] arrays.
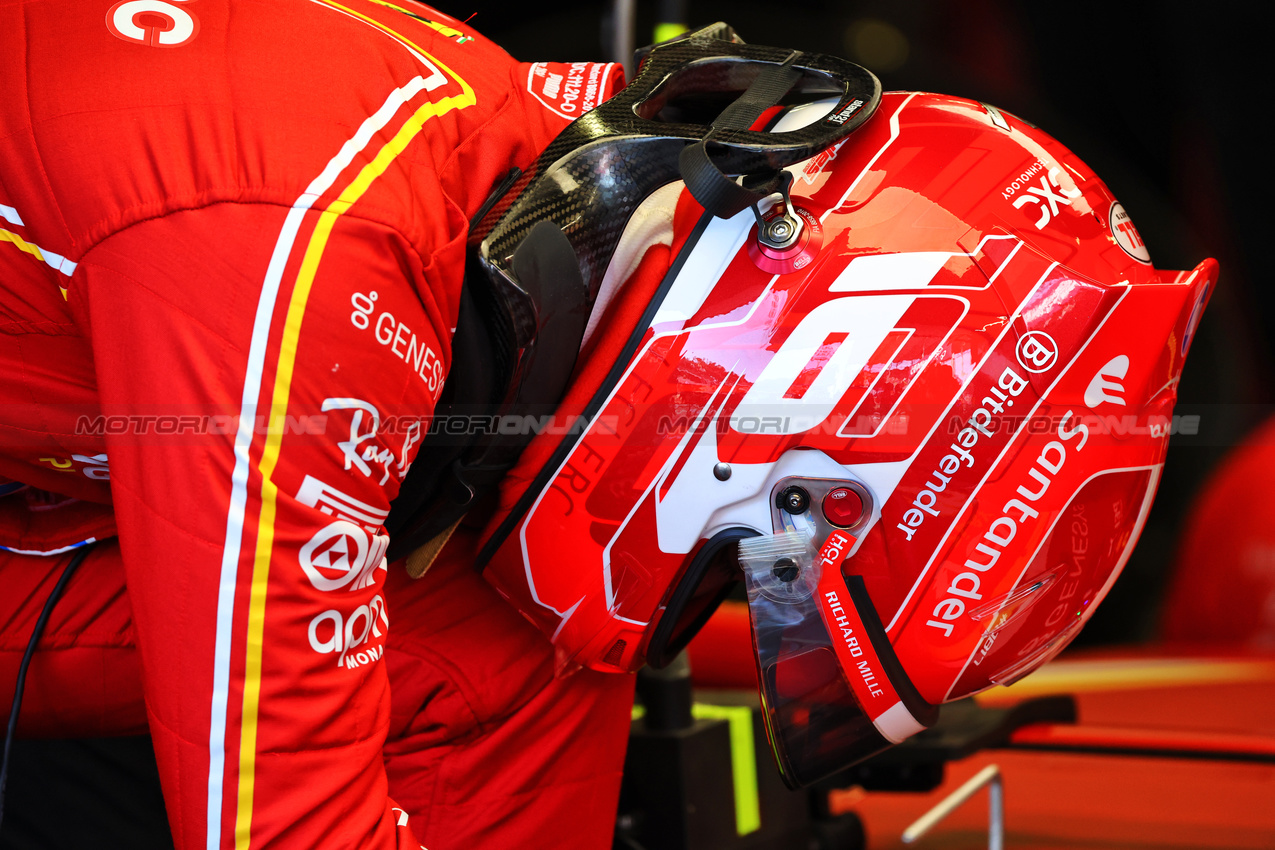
[[232, 26, 476, 850], [1, 227, 76, 298], [0, 226, 45, 262]]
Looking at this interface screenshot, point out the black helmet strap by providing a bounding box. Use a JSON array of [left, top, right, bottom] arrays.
[[678, 52, 803, 219]]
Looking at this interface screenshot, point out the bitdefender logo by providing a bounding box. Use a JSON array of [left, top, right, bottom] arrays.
[[1015, 331, 1058, 374]]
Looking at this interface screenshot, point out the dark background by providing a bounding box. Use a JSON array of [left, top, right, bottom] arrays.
[[433, 0, 1274, 645]]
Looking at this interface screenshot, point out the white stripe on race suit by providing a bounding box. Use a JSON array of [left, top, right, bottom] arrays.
[[205, 74, 432, 850], [43, 250, 76, 275], [0, 226, 77, 275], [38, 245, 76, 275]]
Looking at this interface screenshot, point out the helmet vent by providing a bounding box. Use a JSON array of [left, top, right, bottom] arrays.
[[603, 639, 627, 667]]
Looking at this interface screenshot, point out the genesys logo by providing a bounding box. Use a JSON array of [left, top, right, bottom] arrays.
[[1003, 159, 1081, 231], [106, 0, 199, 48], [349, 291, 444, 398], [527, 62, 621, 119]]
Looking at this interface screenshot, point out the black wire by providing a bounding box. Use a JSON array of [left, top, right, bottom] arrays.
[[0, 541, 96, 832]]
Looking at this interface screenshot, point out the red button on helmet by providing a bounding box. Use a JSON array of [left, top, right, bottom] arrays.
[[822, 487, 864, 528]]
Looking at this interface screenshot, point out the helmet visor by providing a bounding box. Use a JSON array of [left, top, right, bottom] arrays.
[[740, 530, 935, 788]]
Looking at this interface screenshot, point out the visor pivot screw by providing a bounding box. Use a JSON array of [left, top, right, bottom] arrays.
[[772, 557, 800, 583], [758, 209, 803, 251], [778, 486, 810, 514], [713, 462, 733, 481]]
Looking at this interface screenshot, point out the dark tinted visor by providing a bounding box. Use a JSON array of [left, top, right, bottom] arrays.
[[740, 531, 935, 788]]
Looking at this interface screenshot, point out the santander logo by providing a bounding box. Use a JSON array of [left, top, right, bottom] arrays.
[[1084, 355, 1130, 409]]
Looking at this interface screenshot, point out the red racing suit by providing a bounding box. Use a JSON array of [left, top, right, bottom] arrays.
[[0, 2, 631, 847]]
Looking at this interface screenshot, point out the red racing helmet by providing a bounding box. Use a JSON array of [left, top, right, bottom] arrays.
[[473, 85, 1216, 786]]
